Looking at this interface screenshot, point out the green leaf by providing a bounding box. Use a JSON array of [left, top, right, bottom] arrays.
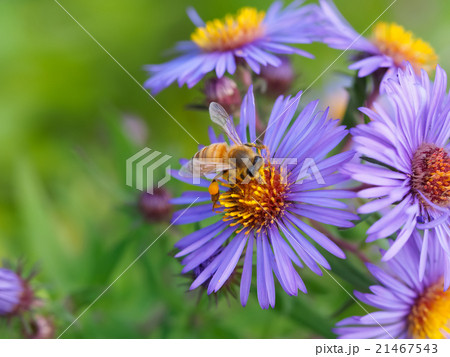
[[326, 255, 374, 292], [14, 160, 72, 288], [360, 155, 400, 172], [281, 294, 336, 338]]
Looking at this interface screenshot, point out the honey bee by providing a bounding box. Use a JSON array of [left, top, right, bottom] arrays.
[[181, 102, 266, 209]]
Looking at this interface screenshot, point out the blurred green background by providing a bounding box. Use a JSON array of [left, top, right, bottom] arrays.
[[1, 0, 449, 338]]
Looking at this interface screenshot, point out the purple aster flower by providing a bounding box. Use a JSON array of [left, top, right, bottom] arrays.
[[335, 231, 450, 339], [171, 86, 357, 309], [145, 1, 321, 94], [0, 268, 22, 315], [318, 0, 438, 77], [344, 63, 450, 283], [0, 267, 33, 316]]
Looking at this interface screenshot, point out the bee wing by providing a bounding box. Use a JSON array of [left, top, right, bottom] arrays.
[[209, 102, 243, 145], [179, 157, 233, 177]]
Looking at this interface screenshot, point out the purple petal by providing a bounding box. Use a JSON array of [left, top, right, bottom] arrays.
[[240, 235, 255, 306], [209, 232, 248, 293]]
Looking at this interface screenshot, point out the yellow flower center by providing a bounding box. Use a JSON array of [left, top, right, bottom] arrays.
[[411, 144, 450, 207], [408, 278, 450, 338], [191, 7, 266, 52], [219, 163, 290, 234], [372, 22, 438, 73]]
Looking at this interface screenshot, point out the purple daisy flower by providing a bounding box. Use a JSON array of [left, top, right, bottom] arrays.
[[318, 0, 438, 77], [144, 1, 321, 94], [344, 63, 450, 282], [0, 268, 25, 316], [171, 86, 357, 309], [335, 231, 450, 339]]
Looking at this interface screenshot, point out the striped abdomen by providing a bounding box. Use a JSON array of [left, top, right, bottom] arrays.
[[194, 142, 229, 161]]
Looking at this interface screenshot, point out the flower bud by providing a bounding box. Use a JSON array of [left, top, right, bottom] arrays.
[[321, 75, 351, 121], [204, 77, 241, 114], [24, 315, 55, 339], [0, 268, 34, 317], [182, 248, 241, 303], [260, 56, 295, 97], [138, 188, 172, 222], [122, 114, 148, 146], [323, 87, 350, 121]]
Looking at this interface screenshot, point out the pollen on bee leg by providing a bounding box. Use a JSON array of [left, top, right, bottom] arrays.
[[208, 181, 220, 196]]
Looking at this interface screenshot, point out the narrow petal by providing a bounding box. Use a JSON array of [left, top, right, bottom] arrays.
[[240, 235, 255, 306]]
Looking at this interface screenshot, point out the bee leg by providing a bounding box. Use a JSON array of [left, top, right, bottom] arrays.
[[212, 201, 222, 212], [244, 143, 269, 157], [208, 179, 221, 212], [244, 143, 266, 149]]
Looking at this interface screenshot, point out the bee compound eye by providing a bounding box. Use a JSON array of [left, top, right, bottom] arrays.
[[253, 156, 263, 169]]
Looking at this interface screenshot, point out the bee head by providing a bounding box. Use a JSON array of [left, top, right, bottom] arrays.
[[247, 155, 263, 178]]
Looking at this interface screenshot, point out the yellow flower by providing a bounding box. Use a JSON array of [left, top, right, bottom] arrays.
[[373, 22, 438, 73], [191, 7, 265, 52], [408, 278, 450, 339]]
